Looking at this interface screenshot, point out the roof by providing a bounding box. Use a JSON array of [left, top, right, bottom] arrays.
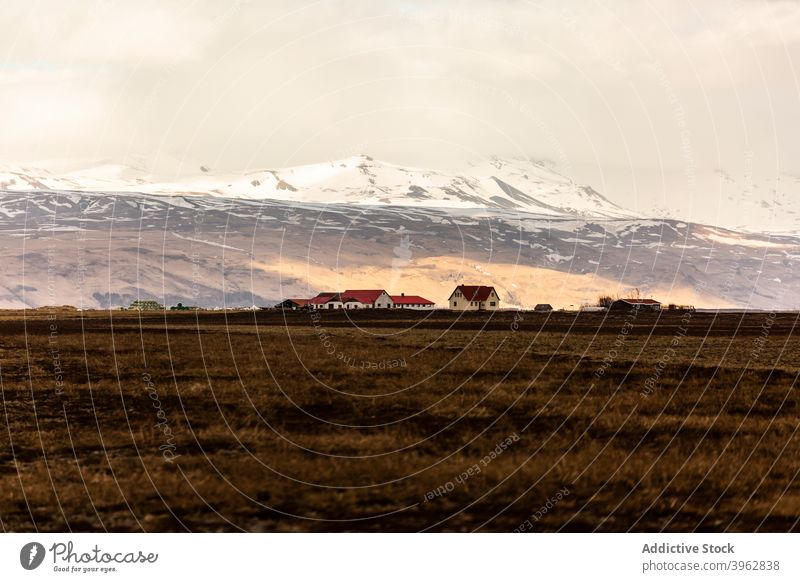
[[309, 292, 340, 304], [450, 285, 497, 301], [341, 289, 388, 304], [615, 298, 661, 305], [283, 298, 309, 307], [390, 295, 434, 305]]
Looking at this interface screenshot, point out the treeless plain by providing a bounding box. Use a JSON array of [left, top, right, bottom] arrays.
[[0, 309, 797, 532]]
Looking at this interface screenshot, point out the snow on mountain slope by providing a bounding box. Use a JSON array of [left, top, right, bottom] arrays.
[[2, 158, 796, 311], [7, 157, 800, 232], [0, 156, 635, 219], [0, 164, 152, 193], [711, 169, 800, 234], [643, 168, 800, 235], [0, 190, 795, 310]]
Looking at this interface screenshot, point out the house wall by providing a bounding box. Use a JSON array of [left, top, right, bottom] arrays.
[[311, 301, 344, 309], [395, 303, 435, 310], [373, 292, 394, 309], [448, 289, 500, 311], [338, 292, 395, 308]]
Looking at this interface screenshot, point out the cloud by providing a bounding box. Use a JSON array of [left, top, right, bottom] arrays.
[[0, 69, 108, 149], [66, 1, 218, 65], [0, 0, 798, 210], [2, 0, 218, 66]]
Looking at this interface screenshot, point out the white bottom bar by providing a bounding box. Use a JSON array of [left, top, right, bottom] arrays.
[[1, 533, 796, 581]]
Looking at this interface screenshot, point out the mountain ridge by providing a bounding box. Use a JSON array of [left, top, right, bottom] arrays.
[[0, 156, 797, 310], [0, 188, 794, 310], [0, 155, 635, 219]]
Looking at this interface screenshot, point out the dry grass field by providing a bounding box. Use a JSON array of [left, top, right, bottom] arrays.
[[0, 308, 798, 532]]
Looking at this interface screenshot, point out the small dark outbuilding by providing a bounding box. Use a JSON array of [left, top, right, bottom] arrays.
[[609, 298, 661, 312], [274, 299, 310, 310], [534, 304, 553, 312]]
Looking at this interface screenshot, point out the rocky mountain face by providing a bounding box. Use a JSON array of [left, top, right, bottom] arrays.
[[0, 182, 794, 310]]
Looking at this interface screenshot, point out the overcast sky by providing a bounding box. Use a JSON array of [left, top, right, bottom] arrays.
[[1, 0, 799, 212]]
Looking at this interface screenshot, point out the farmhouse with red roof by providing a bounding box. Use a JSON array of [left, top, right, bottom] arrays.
[[308, 292, 343, 310], [302, 288, 436, 310], [390, 293, 435, 310], [307, 289, 395, 309], [341, 290, 393, 309], [448, 285, 500, 311]]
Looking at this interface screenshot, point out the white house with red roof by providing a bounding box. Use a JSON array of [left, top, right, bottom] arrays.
[[309, 292, 343, 310], [307, 289, 438, 310], [390, 293, 435, 310], [448, 285, 500, 311], [341, 289, 393, 309], [308, 289, 395, 309]]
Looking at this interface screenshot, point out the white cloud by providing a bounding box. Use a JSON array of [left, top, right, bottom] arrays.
[[64, 1, 218, 65], [0, 0, 797, 204], [0, 71, 108, 150], [2, 0, 217, 66]]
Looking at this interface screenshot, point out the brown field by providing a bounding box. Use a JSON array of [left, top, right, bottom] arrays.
[[0, 308, 798, 532]]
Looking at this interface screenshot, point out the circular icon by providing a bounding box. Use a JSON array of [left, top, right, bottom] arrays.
[[20, 542, 46, 570]]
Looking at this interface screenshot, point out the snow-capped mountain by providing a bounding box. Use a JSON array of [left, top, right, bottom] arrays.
[[0, 189, 795, 310], [5, 157, 800, 233], [0, 156, 634, 219], [640, 167, 800, 235], [0, 156, 797, 310], [0, 162, 153, 192], [710, 169, 800, 234]]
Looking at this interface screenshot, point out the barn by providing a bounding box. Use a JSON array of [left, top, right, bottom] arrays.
[[448, 285, 500, 311], [390, 294, 435, 310], [308, 290, 394, 309], [609, 298, 662, 312], [309, 292, 343, 310]]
